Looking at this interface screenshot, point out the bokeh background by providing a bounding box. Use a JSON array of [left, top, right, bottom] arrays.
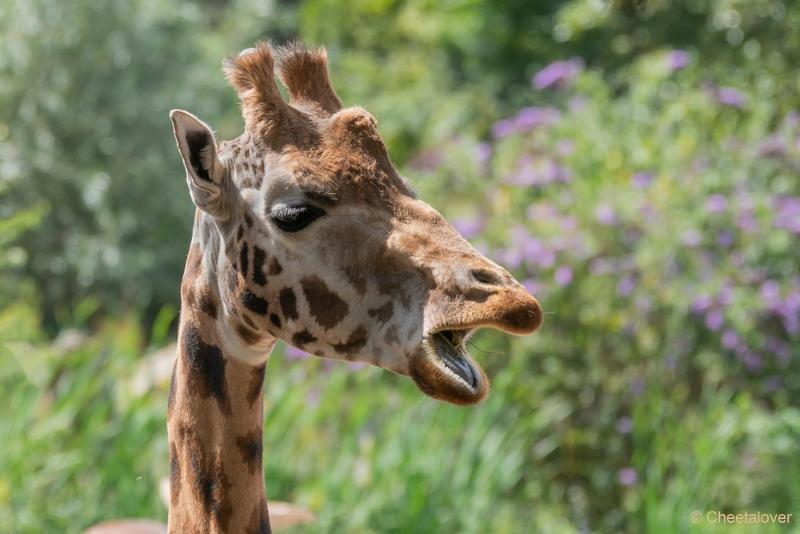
[[2, 0, 800, 532]]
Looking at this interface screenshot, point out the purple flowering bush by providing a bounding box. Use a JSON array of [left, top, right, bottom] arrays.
[[414, 50, 800, 531]]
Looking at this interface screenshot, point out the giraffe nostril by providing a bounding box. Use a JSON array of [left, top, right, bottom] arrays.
[[470, 268, 503, 287]]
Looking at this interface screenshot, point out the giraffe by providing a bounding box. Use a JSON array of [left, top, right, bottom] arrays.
[[166, 41, 542, 533]]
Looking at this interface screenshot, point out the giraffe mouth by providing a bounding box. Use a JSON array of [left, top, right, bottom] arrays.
[[428, 329, 478, 388], [410, 326, 490, 404]]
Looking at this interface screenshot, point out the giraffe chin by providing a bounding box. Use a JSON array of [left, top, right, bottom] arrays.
[[409, 329, 490, 405]]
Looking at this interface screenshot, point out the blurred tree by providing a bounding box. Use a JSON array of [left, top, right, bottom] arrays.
[[1, 1, 228, 333]]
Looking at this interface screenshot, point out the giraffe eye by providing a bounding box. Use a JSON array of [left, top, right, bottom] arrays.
[[269, 204, 326, 233]]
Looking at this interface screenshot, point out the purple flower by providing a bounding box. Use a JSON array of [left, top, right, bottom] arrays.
[[496, 247, 523, 269], [681, 229, 702, 247], [408, 149, 443, 171], [452, 214, 486, 239], [766, 336, 790, 363], [667, 49, 690, 71], [705, 309, 724, 331], [532, 58, 584, 90], [595, 203, 617, 225], [509, 225, 543, 263], [736, 209, 758, 234], [527, 202, 560, 221], [617, 275, 636, 297], [758, 134, 786, 158], [286, 346, 310, 360], [505, 225, 552, 268], [773, 196, 800, 234], [721, 329, 739, 350], [535, 249, 556, 270], [717, 285, 734, 306], [631, 171, 655, 189], [691, 294, 713, 313], [560, 215, 578, 231], [514, 106, 560, 133], [554, 265, 573, 287], [784, 288, 800, 314], [507, 157, 572, 186], [492, 119, 516, 139], [474, 142, 492, 165], [782, 313, 800, 336], [618, 467, 638, 486], [714, 87, 746, 108], [776, 289, 800, 334], [717, 229, 735, 248], [616, 417, 633, 434], [765, 376, 783, 392], [522, 278, 540, 295], [736, 348, 762, 371], [629, 378, 645, 397], [760, 280, 781, 308], [348, 361, 366, 371], [705, 194, 728, 214], [557, 140, 575, 156]]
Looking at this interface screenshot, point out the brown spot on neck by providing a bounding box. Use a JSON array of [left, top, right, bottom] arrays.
[[246, 504, 271, 534], [368, 301, 393, 324], [301, 276, 349, 329], [279, 287, 298, 321], [267, 257, 283, 275], [187, 432, 234, 531], [384, 324, 400, 345], [269, 314, 281, 328], [242, 290, 269, 315], [333, 325, 368, 357], [247, 364, 266, 406], [199, 291, 218, 319], [291, 329, 317, 347], [252, 246, 268, 286], [343, 265, 368, 295], [236, 430, 264, 475], [240, 242, 250, 278], [181, 324, 231, 415]]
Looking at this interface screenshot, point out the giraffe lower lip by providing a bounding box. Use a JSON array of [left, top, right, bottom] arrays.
[[430, 331, 477, 388]]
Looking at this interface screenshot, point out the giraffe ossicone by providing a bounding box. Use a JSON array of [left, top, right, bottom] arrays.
[[167, 41, 542, 533]]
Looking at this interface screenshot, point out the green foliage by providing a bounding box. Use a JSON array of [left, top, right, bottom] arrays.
[[2, 0, 800, 532]]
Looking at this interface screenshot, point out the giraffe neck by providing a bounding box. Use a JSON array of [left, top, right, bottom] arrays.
[[168, 216, 275, 533]]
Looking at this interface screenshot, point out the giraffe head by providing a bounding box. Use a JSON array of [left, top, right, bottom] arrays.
[[170, 43, 542, 405]]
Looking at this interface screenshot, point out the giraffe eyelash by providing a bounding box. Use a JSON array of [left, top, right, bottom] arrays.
[[269, 204, 326, 232]]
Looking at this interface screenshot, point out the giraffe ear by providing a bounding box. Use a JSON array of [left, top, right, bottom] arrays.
[[170, 109, 232, 219]]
